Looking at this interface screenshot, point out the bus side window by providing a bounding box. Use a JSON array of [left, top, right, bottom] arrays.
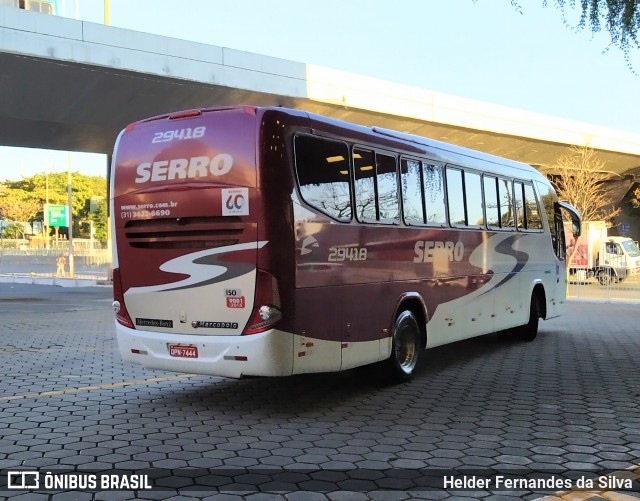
[[446, 167, 466, 226], [514, 181, 526, 229], [424, 163, 446, 225], [524, 184, 543, 230], [465, 171, 484, 226], [294, 135, 352, 222], [401, 158, 425, 225], [498, 178, 515, 229], [376, 153, 400, 224], [354, 148, 377, 222], [483, 175, 500, 228]]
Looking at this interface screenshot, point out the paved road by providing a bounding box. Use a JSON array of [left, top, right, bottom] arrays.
[[0, 284, 638, 500]]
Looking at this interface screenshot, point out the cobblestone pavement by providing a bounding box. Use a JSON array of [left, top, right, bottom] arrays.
[[0, 284, 638, 500]]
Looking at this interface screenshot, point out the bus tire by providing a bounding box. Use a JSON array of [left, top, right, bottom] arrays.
[[387, 310, 421, 382], [514, 293, 539, 342]]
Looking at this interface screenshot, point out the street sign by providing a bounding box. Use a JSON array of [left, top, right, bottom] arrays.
[[620, 222, 630, 235], [45, 204, 68, 227]]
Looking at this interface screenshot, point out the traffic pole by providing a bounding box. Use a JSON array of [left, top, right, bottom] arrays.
[[67, 153, 74, 278]]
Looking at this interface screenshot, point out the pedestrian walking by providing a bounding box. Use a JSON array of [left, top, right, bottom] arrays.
[[56, 255, 67, 277]]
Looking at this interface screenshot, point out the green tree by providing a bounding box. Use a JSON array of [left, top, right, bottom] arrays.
[[0, 186, 41, 238], [1, 222, 24, 240], [1, 172, 107, 239], [89, 197, 109, 241]]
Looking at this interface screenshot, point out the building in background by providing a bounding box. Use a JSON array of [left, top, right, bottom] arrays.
[[0, 0, 57, 15]]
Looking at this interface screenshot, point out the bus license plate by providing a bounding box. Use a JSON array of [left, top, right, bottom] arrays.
[[169, 344, 198, 358]]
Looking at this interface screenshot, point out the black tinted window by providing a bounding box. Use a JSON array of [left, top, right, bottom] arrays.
[[515, 181, 526, 229], [376, 154, 399, 223], [446, 167, 465, 225], [401, 158, 424, 225], [424, 164, 446, 225], [524, 184, 543, 230], [484, 175, 500, 227], [294, 136, 352, 221], [498, 178, 515, 228], [465, 171, 484, 226], [354, 148, 377, 222]]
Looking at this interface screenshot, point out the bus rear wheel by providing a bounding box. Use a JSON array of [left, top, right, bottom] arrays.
[[387, 310, 421, 382]]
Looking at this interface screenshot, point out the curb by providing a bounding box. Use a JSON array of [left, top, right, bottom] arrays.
[[0, 276, 111, 288]]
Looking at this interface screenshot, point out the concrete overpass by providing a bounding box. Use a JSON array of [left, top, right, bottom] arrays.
[[1, 6, 640, 177]]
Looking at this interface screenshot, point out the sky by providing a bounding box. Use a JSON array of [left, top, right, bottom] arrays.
[[1, 0, 639, 182]]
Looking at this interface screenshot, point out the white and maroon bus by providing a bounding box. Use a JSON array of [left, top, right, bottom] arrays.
[[110, 106, 580, 381]]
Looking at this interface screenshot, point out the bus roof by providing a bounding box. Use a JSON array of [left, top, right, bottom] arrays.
[[124, 105, 550, 186], [295, 108, 546, 183]]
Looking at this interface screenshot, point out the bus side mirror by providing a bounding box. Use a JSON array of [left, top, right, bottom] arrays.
[[557, 201, 581, 238], [571, 220, 580, 239]]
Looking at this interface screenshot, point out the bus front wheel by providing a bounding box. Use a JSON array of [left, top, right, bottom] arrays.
[[387, 310, 421, 382], [514, 294, 539, 342]]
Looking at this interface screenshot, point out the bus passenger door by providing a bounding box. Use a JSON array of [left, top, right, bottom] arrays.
[[550, 201, 580, 317], [539, 203, 567, 320]]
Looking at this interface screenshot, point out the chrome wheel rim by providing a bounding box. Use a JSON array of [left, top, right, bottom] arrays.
[[396, 324, 418, 374]]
